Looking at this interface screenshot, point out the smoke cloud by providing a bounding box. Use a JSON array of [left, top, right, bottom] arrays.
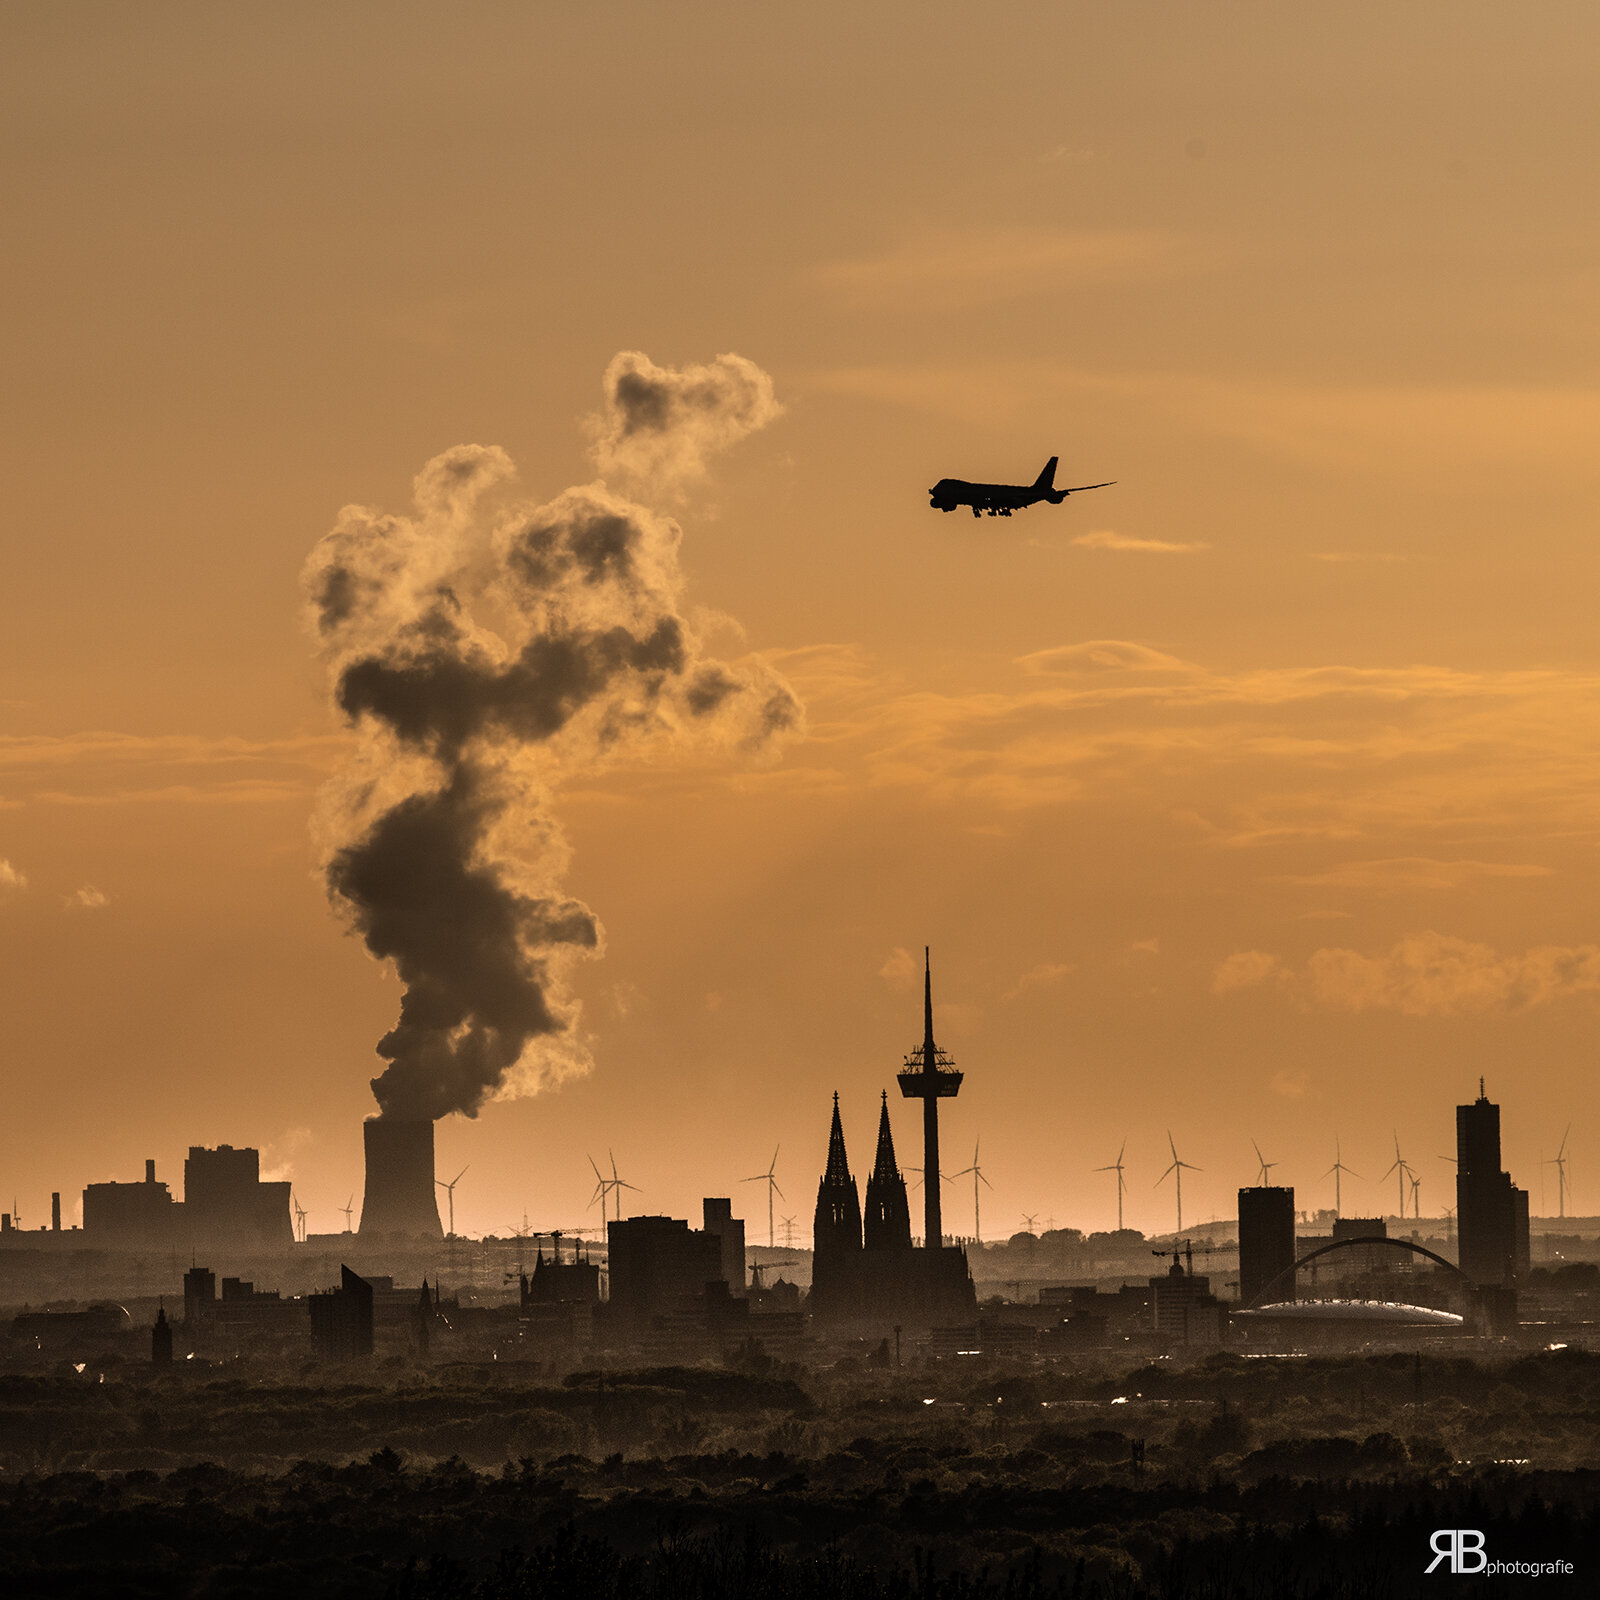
[[587, 351, 781, 493], [304, 355, 799, 1121]]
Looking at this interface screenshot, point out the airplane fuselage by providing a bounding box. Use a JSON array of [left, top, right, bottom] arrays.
[[929, 478, 1058, 517], [928, 457, 1113, 518]]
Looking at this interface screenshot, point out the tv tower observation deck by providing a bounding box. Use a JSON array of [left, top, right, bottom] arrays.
[[897, 948, 963, 1247]]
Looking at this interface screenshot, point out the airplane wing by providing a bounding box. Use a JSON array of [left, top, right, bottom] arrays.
[[1061, 481, 1116, 494]]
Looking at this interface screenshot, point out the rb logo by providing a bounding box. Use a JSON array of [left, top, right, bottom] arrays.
[[1426, 1530, 1487, 1574]]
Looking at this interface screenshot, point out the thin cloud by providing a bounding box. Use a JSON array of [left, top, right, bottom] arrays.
[[1004, 961, 1075, 1000], [0, 859, 25, 891], [64, 885, 109, 911], [1309, 551, 1408, 564], [1278, 857, 1555, 891], [809, 359, 1600, 473], [1215, 932, 1600, 1017], [0, 732, 341, 807], [1072, 530, 1210, 554], [1213, 951, 1281, 994], [813, 228, 1204, 312], [1016, 641, 1190, 676], [879, 946, 919, 990]]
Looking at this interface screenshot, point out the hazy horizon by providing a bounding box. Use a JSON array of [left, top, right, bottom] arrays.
[[4, 4, 1598, 1244]]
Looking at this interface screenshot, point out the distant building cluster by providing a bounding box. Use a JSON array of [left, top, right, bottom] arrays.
[[1, 961, 1587, 1371]]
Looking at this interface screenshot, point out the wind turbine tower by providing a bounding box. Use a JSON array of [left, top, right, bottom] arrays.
[[950, 1138, 992, 1242], [1251, 1139, 1276, 1187], [1382, 1133, 1413, 1217], [1095, 1140, 1129, 1231], [1324, 1140, 1360, 1218], [435, 1166, 468, 1238], [743, 1146, 784, 1248], [1546, 1125, 1572, 1219], [1155, 1132, 1201, 1235]]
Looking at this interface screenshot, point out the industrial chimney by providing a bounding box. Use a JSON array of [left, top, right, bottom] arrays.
[[359, 1119, 443, 1238]]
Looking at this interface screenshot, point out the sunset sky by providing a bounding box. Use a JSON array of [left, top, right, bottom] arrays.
[[3, 4, 1598, 1242]]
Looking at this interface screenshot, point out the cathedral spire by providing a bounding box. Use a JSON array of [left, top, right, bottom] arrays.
[[872, 1091, 900, 1182], [824, 1091, 851, 1184], [865, 1090, 913, 1251], [813, 1091, 862, 1260]]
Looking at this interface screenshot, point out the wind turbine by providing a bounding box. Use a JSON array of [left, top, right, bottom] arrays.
[[1408, 1171, 1422, 1220], [435, 1165, 468, 1237], [587, 1151, 639, 1225], [743, 1146, 783, 1248], [950, 1139, 993, 1243], [1381, 1133, 1413, 1217], [1324, 1139, 1360, 1218], [1250, 1138, 1276, 1187], [1155, 1132, 1201, 1235], [1020, 1212, 1039, 1233], [1094, 1139, 1129, 1231], [340, 1195, 354, 1233], [291, 1192, 308, 1243], [1545, 1125, 1572, 1219]]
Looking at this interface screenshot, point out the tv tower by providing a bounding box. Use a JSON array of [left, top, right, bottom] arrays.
[[897, 948, 963, 1249]]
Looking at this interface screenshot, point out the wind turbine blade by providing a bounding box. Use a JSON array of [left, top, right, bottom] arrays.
[[979, 1172, 995, 1191], [771, 1181, 785, 1200], [453, 1166, 469, 1185]]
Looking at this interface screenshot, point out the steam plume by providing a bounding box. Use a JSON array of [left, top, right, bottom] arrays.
[[304, 355, 798, 1121]]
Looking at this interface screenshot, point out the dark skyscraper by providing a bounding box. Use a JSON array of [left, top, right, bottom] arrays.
[[151, 1307, 173, 1365], [812, 1094, 863, 1262], [863, 1092, 912, 1251], [309, 1265, 375, 1359], [1238, 1185, 1295, 1305], [1456, 1081, 1531, 1285], [898, 949, 962, 1247]]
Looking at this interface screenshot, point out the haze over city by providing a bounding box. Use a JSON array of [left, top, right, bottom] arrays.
[[3, 3, 1598, 1243]]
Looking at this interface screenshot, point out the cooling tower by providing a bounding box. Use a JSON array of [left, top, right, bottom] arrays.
[[359, 1118, 443, 1238]]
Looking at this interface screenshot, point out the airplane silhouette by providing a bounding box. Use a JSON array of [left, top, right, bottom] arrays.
[[929, 456, 1113, 518]]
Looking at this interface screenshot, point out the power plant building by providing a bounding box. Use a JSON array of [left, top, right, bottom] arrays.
[[82, 1160, 179, 1248], [184, 1145, 292, 1250], [358, 1119, 443, 1239]]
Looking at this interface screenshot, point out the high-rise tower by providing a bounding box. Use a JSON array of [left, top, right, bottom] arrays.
[[1455, 1081, 1530, 1284], [864, 1092, 913, 1251], [897, 949, 962, 1247], [812, 1093, 863, 1261]]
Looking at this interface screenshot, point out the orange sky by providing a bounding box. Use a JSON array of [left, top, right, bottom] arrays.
[[3, 4, 1598, 1242]]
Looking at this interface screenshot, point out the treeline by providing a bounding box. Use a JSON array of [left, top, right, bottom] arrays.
[[1, 1451, 1596, 1598]]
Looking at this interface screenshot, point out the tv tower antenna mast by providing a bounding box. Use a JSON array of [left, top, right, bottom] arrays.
[[897, 948, 963, 1249]]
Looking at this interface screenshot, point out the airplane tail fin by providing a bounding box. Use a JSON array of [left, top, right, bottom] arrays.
[[1032, 456, 1058, 490]]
